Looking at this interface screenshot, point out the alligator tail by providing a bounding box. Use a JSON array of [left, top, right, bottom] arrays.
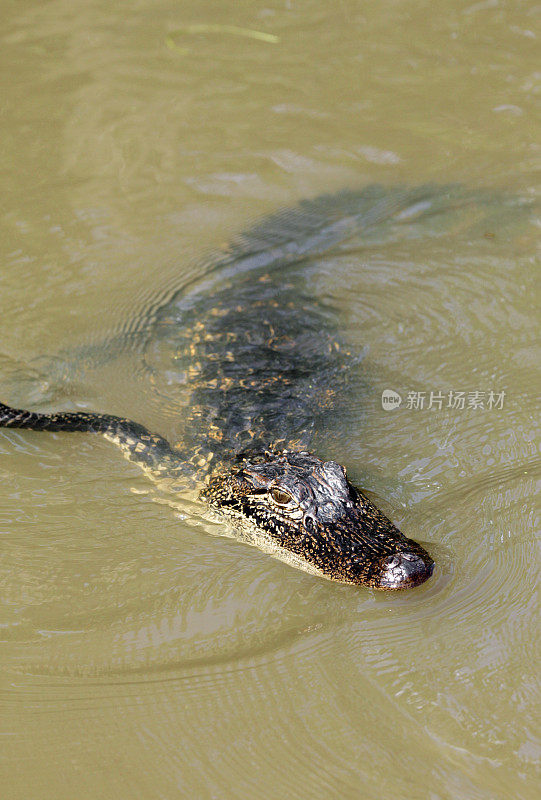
[[0, 401, 111, 433], [0, 401, 190, 483]]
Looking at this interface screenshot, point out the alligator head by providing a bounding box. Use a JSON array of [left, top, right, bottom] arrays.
[[201, 450, 434, 589]]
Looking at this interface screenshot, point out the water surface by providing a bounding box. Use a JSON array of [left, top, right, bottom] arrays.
[[1, 2, 539, 799]]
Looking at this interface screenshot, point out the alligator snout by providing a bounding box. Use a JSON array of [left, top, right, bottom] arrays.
[[376, 550, 434, 590]]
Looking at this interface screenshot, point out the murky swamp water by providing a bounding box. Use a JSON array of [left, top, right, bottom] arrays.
[[0, 2, 539, 799]]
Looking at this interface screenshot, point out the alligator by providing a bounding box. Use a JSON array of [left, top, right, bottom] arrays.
[[5, 184, 499, 590]]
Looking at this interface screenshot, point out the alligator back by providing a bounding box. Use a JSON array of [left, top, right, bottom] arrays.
[[144, 263, 354, 471]]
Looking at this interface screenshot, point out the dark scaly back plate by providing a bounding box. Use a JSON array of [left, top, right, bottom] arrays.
[[144, 267, 354, 473]]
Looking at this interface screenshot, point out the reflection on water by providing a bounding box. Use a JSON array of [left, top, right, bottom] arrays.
[[1, 1, 539, 799]]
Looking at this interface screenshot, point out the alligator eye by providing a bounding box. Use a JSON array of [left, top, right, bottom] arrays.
[[270, 488, 293, 506]]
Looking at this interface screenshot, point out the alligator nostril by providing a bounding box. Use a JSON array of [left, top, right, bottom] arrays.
[[377, 551, 434, 590]]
